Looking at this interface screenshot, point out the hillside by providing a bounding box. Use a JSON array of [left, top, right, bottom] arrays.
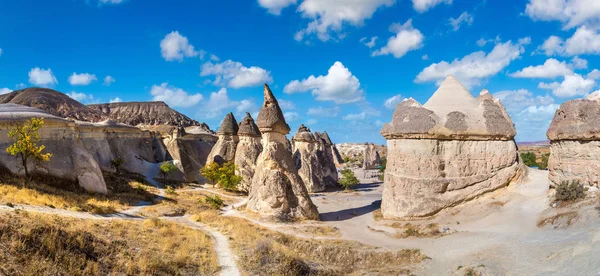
[[0, 88, 103, 122]]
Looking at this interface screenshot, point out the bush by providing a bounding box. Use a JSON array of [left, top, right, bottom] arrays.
[[204, 195, 223, 209], [538, 154, 549, 170], [159, 162, 177, 180], [555, 180, 586, 201], [110, 158, 124, 174], [165, 186, 177, 196], [6, 117, 52, 182], [217, 162, 241, 192], [200, 162, 221, 186], [338, 169, 359, 190], [520, 152, 537, 167]]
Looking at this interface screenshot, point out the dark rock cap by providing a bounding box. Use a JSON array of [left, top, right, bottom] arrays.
[[217, 112, 239, 135], [321, 131, 333, 145], [314, 131, 323, 143], [238, 112, 261, 137], [547, 97, 600, 140], [256, 84, 290, 134], [293, 124, 315, 142]]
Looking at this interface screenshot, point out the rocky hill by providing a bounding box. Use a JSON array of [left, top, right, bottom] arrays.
[[337, 142, 387, 160], [0, 88, 103, 122], [89, 101, 209, 130]]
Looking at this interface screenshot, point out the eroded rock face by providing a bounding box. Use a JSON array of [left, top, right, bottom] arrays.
[[247, 84, 319, 220], [292, 125, 325, 192], [207, 112, 239, 165], [0, 104, 107, 194], [380, 76, 521, 219], [234, 113, 262, 193], [547, 96, 600, 187], [363, 143, 381, 170], [164, 128, 216, 183], [89, 101, 207, 128], [315, 131, 339, 187]]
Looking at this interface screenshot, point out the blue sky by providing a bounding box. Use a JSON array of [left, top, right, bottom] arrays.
[[1, 0, 599, 144]]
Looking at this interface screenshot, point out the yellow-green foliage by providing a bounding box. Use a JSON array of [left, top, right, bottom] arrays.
[[339, 169, 359, 190], [199, 162, 220, 186], [159, 162, 177, 180], [217, 162, 241, 192], [6, 118, 52, 179]]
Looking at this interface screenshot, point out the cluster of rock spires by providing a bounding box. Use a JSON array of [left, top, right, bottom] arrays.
[[380, 76, 523, 219], [547, 92, 600, 188]]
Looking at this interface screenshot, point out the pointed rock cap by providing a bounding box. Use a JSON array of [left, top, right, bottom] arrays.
[[238, 112, 261, 137], [256, 84, 290, 134], [217, 112, 239, 135], [293, 124, 315, 142], [313, 131, 323, 143], [477, 89, 493, 101], [424, 75, 478, 117], [321, 131, 333, 145]]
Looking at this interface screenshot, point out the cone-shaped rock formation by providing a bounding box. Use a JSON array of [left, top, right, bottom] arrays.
[[380, 76, 522, 219], [363, 142, 381, 170], [247, 84, 319, 220], [292, 125, 325, 192], [206, 112, 239, 165], [234, 112, 262, 193], [315, 131, 340, 187]]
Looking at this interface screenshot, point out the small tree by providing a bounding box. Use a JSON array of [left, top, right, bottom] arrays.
[[520, 152, 537, 167], [217, 162, 241, 192], [339, 169, 359, 190], [378, 157, 387, 181], [200, 162, 221, 187], [110, 157, 124, 174], [159, 162, 177, 180], [6, 117, 52, 182]]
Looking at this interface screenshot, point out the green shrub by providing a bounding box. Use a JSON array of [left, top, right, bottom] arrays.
[[204, 195, 223, 209], [159, 162, 177, 180], [200, 162, 220, 186], [555, 180, 586, 201], [110, 158, 124, 173], [338, 169, 359, 190], [538, 154, 549, 170], [520, 152, 537, 167], [165, 186, 177, 196], [217, 162, 241, 192]]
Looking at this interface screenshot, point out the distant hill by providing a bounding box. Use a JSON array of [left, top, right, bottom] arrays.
[[0, 88, 103, 122], [89, 101, 210, 130]]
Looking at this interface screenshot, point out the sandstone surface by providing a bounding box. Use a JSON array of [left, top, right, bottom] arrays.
[[315, 131, 339, 187], [247, 84, 319, 219], [206, 113, 239, 165], [292, 125, 325, 192], [380, 76, 521, 219], [234, 113, 262, 193], [362, 142, 381, 170]]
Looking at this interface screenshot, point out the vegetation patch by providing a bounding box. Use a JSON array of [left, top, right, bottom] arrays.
[[389, 223, 444, 238], [555, 180, 586, 202], [537, 211, 579, 229]]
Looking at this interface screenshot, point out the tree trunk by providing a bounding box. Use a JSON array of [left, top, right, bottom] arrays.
[[21, 154, 29, 186]]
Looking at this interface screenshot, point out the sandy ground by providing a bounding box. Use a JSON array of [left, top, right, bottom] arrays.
[[306, 168, 600, 275]]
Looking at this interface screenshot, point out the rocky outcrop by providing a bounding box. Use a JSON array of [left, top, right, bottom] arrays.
[[163, 127, 216, 183], [292, 125, 325, 193], [206, 113, 239, 165], [89, 101, 209, 129], [315, 131, 339, 187], [547, 94, 600, 188], [0, 104, 107, 194], [0, 88, 103, 122], [380, 76, 521, 219], [234, 113, 262, 193], [247, 84, 319, 220], [362, 142, 381, 170]]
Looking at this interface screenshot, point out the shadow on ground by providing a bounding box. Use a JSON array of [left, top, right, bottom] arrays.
[[320, 200, 381, 221]]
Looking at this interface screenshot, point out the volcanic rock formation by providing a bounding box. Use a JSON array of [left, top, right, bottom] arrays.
[[246, 84, 319, 220], [206, 113, 239, 165], [234, 113, 262, 193], [163, 127, 216, 183], [547, 94, 600, 188], [292, 125, 325, 192], [380, 76, 522, 219], [363, 142, 382, 170], [315, 131, 340, 187]]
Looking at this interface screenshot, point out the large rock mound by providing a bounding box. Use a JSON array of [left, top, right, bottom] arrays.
[[0, 88, 103, 122], [547, 94, 600, 188], [380, 76, 521, 219], [234, 113, 262, 193], [247, 84, 318, 220], [89, 101, 208, 129]]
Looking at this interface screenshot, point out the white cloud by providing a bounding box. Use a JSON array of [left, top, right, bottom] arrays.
[[492, 89, 555, 113], [67, 91, 94, 103], [571, 56, 588, 69], [306, 118, 319, 125], [587, 69, 600, 79], [540, 26, 600, 56], [0, 48, 2, 56], [278, 99, 296, 110], [372, 20, 424, 58], [294, 0, 395, 42], [538, 74, 596, 97], [0, 88, 12, 95], [150, 83, 203, 108], [210, 54, 220, 61], [412, 0, 452, 12], [509, 58, 573, 78], [104, 75, 115, 86], [284, 112, 300, 122], [28, 67, 58, 86], [415, 40, 526, 88], [99, 0, 125, 4], [257, 0, 297, 15], [201, 60, 273, 89], [160, 31, 199, 61], [307, 106, 341, 117], [421, 54, 429, 60], [476, 35, 501, 47], [15, 83, 26, 89], [360, 36, 378, 48], [342, 111, 380, 121], [525, 0, 600, 29], [448, 12, 473, 31], [384, 94, 404, 109], [68, 72, 97, 86], [512, 103, 560, 141], [284, 61, 364, 104], [199, 88, 256, 119], [236, 99, 259, 115], [109, 97, 122, 103]]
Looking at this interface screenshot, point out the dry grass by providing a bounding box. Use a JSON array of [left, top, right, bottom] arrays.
[[0, 211, 218, 275], [389, 223, 443, 239], [0, 170, 158, 214], [373, 208, 383, 221], [191, 208, 426, 275], [289, 225, 341, 237], [537, 211, 579, 228], [140, 190, 236, 218]]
